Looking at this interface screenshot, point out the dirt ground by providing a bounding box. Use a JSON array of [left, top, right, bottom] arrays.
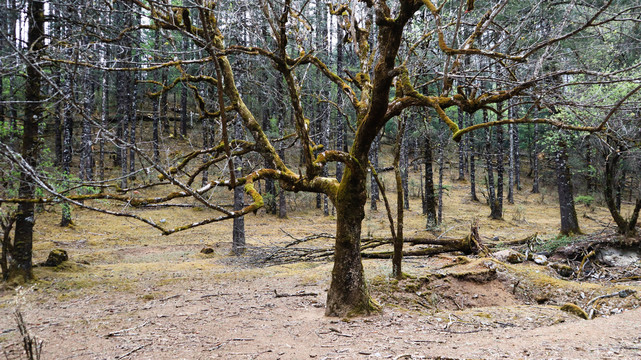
[[2, 175, 641, 359], [2, 256, 641, 360]]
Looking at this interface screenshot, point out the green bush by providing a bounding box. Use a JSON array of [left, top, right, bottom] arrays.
[[574, 195, 594, 207]]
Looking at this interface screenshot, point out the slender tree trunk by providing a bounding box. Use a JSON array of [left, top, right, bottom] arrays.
[[0, 59, 4, 136], [161, 68, 169, 135], [457, 108, 466, 181], [80, 68, 95, 182], [54, 76, 63, 166], [261, 108, 275, 212], [278, 114, 287, 219], [616, 169, 625, 212], [484, 110, 497, 215], [232, 120, 245, 255], [119, 83, 129, 189], [508, 123, 515, 204], [424, 133, 437, 228], [493, 110, 504, 219], [180, 37, 189, 137], [400, 119, 409, 210], [201, 115, 210, 186], [152, 30, 161, 165], [470, 127, 478, 202], [153, 97, 160, 163], [369, 134, 380, 210], [99, 54, 108, 182], [513, 122, 521, 191], [322, 98, 330, 216], [585, 139, 594, 193], [532, 123, 540, 194], [129, 22, 139, 183], [437, 139, 444, 225], [392, 119, 405, 279], [10, 0, 44, 281], [556, 139, 580, 235], [60, 73, 74, 227]]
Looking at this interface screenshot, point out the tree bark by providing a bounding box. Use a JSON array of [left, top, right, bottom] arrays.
[[54, 76, 63, 166], [392, 119, 405, 279], [326, 167, 377, 316], [400, 119, 409, 210], [585, 139, 594, 193], [10, 0, 44, 281], [508, 123, 515, 204], [484, 110, 497, 216], [457, 108, 466, 181], [424, 131, 437, 228], [556, 139, 580, 235], [180, 36, 189, 137], [262, 108, 275, 213], [532, 123, 540, 193], [493, 106, 504, 219], [469, 122, 478, 202], [335, 20, 345, 183], [437, 138, 444, 225], [60, 72, 74, 227], [604, 149, 640, 236], [369, 134, 380, 210], [99, 49, 108, 182], [161, 68, 169, 135], [80, 68, 95, 182], [232, 120, 245, 255], [278, 114, 287, 219]]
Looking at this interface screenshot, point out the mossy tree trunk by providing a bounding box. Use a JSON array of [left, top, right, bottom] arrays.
[[326, 165, 379, 316]]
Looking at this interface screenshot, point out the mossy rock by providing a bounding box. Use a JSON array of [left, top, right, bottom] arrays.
[[44, 249, 69, 267], [560, 303, 588, 319], [200, 247, 215, 254], [550, 263, 574, 278], [493, 249, 525, 264]]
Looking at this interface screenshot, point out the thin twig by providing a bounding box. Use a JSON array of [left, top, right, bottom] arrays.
[[115, 344, 147, 359]]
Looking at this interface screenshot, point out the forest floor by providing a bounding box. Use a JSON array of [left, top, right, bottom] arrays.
[[1, 174, 641, 359]]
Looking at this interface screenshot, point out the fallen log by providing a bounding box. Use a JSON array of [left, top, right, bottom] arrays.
[[362, 235, 475, 259], [362, 222, 488, 258]]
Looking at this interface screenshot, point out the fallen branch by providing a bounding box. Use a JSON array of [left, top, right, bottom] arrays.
[[274, 289, 318, 298], [159, 294, 180, 302], [141, 203, 200, 208], [586, 289, 637, 319], [363, 235, 476, 258], [328, 327, 352, 337], [280, 229, 334, 248], [493, 233, 538, 248], [105, 321, 150, 338], [115, 344, 147, 359]]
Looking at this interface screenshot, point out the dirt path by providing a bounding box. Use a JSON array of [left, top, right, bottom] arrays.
[[2, 260, 641, 360]]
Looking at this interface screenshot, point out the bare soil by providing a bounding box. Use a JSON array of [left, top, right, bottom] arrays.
[[2, 178, 641, 359]]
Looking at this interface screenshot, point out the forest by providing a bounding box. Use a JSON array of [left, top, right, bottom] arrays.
[[1, 0, 641, 358]]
